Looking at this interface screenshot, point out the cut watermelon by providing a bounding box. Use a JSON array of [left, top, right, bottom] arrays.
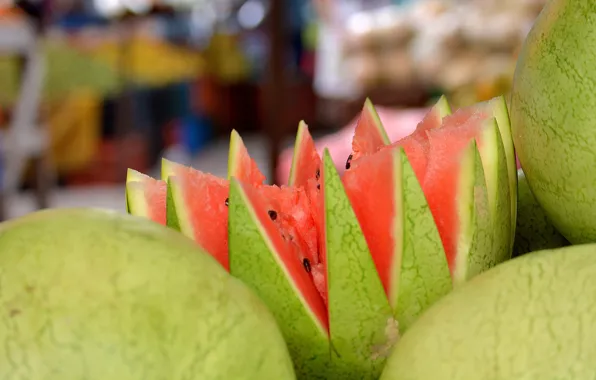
[[288, 121, 321, 188], [228, 129, 266, 184], [320, 150, 396, 378], [350, 98, 390, 163], [124, 95, 516, 379], [343, 96, 513, 329], [228, 179, 330, 379], [125, 169, 167, 225]]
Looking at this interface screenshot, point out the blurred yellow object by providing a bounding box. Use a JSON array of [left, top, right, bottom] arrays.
[[91, 35, 206, 86], [47, 90, 101, 174]]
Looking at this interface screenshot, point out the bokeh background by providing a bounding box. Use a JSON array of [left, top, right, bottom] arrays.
[[0, 0, 545, 219]]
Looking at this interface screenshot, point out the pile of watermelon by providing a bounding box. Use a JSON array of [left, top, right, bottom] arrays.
[[126, 95, 517, 379]]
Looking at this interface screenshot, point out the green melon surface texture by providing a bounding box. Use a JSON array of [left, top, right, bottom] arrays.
[[475, 117, 512, 265], [452, 141, 492, 285], [380, 244, 596, 380], [513, 169, 569, 257], [322, 150, 397, 379], [0, 208, 295, 380], [510, 0, 596, 244], [227, 179, 330, 379], [389, 147, 451, 331]]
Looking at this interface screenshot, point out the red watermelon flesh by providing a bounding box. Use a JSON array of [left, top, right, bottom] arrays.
[[288, 121, 322, 188], [170, 165, 231, 269], [422, 109, 489, 271], [141, 180, 167, 225], [343, 149, 400, 295], [350, 99, 390, 162], [236, 181, 329, 330], [229, 130, 267, 185], [343, 107, 492, 295], [169, 162, 319, 271], [285, 123, 328, 303], [126, 170, 167, 225]]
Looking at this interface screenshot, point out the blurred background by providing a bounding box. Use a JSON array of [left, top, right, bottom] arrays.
[[0, 0, 545, 219]]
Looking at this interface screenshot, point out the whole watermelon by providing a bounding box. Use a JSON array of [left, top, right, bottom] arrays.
[[510, 0, 596, 243], [0, 208, 295, 380], [380, 244, 596, 380]]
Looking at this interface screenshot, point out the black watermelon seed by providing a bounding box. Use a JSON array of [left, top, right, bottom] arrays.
[[303, 258, 311, 273], [225, 198, 229, 206], [268, 210, 278, 221], [345, 154, 353, 170], [317, 184, 320, 190], [315, 168, 320, 180]]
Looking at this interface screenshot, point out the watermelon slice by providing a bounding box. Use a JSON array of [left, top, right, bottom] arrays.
[[228, 129, 266, 184], [350, 98, 391, 163], [124, 95, 516, 378], [228, 179, 330, 379], [125, 168, 167, 225]]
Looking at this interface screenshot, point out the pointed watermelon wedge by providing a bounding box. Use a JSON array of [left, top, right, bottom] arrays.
[[350, 98, 391, 162], [321, 150, 397, 378], [288, 121, 322, 188], [228, 129, 266, 184], [125, 168, 167, 225], [228, 179, 330, 379], [343, 145, 451, 332]]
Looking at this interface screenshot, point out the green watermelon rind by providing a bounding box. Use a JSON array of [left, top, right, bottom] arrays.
[[287, 120, 308, 186], [363, 98, 391, 145], [125, 168, 151, 214], [452, 140, 493, 285], [483, 96, 517, 244], [227, 178, 330, 379], [161, 159, 193, 238], [513, 169, 569, 257], [391, 147, 452, 332], [322, 149, 396, 379], [476, 117, 512, 263], [125, 181, 149, 218]]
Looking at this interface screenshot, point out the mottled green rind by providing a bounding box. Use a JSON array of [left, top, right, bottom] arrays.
[[0, 208, 296, 380], [453, 141, 493, 285], [125, 181, 149, 218], [227, 179, 330, 379], [323, 150, 396, 379], [125, 169, 152, 215], [166, 179, 182, 233], [364, 98, 391, 145], [510, 0, 596, 244], [481, 96, 517, 241], [381, 244, 596, 380], [512, 170, 569, 257], [392, 148, 451, 332], [477, 118, 512, 264], [288, 120, 308, 186]]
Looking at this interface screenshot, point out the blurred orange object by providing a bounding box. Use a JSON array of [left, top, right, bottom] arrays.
[[47, 90, 101, 174]]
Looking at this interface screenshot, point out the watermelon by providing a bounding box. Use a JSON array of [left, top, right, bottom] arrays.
[[511, 0, 596, 244], [513, 169, 569, 258], [125, 168, 167, 225], [0, 208, 296, 379], [380, 244, 596, 380], [125, 96, 516, 379], [161, 130, 318, 271], [350, 98, 391, 163]]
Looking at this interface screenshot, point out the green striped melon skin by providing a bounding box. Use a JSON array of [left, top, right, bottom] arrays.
[[381, 244, 596, 380], [510, 0, 596, 244], [513, 169, 569, 257], [0, 208, 296, 380]]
